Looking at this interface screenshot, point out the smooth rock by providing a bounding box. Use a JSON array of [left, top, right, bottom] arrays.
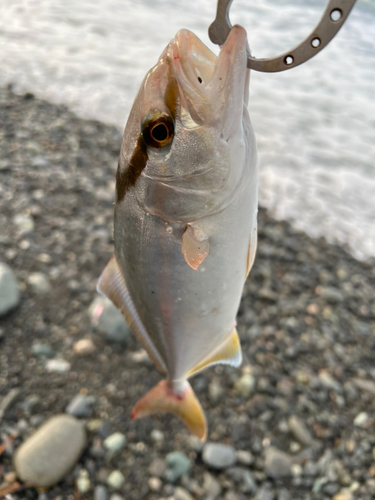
[[32, 343, 53, 358], [203, 472, 221, 499], [353, 412, 368, 427], [148, 476, 162, 492], [164, 451, 192, 482], [236, 450, 254, 465], [150, 429, 164, 443], [257, 486, 274, 500], [0, 263, 20, 316], [264, 447, 292, 478], [73, 338, 96, 355], [288, 415, 313, 446], [234, 373, 256, 397], [277, 489, 292, 500], [226, 467, 257, 494], [90, 296, 132, 343], [174, 486, 194, 500], [149, 457, 166, 477], [27, 272, 51, 294], [46, 358, 71, 373], [77, 469, 91, 493], [0, 388, 21, 418], [94, 485, 109, 500], [13, 414, 86, 487], [107, 470, 125, 489], [202, 443, 236, 470], [13, 213, 34, 234], [103, 432, 126, 452], [66, 394, 95, 418]]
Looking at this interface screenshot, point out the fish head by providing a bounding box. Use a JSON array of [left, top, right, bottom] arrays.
[[116, 25, 256, 222]]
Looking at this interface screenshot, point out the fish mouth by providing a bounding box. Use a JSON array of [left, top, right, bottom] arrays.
[[169, 26, 248, 126]]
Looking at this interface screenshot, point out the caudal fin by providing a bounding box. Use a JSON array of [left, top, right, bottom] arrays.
[[131, 380, 207, 441]]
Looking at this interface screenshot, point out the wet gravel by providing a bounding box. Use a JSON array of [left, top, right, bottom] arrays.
[[0, 86, 375, 500]]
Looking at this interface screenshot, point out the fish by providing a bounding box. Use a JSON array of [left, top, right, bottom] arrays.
[[97, 25, 258, 441]]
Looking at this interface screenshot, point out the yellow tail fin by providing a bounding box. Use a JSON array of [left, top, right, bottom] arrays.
[[131, 380, 207, 441]]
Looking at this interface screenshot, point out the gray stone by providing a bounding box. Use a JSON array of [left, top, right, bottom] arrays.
[[264, 447, 292, 478], [203, 472, 221, 499], [149, 457, 166, 477], [66, 394, 95, 418], [90, 296, 131, 343], [164, 451, 192, 482], [13, 213, 35, 234], [234, 373, 256, 397], [257, 486, 275, 500], [150, 429, 164, 443], [45, 358, 71, 373], [202, 443, 236, 470], [226, 467, 257, 494], [32, 343, 53, 358], [236, 450, 254, 465], [288, 415, 313, 446], [0, 388, 21, 418], [0, 263, 20, 316], [13, 414, 86, 487], [27, 272, 51, 294], [109, 495, 125, 500], [94, 485, 109, 500], [174, 487, 194, 500], [77, 469, 91, 493], [277, 489, 292, 500], [103, 432, 126, 452], [107, 470, 125, 489], [320, 287, 344, 303]]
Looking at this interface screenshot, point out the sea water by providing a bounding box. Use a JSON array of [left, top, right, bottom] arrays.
[[1, 0, 374, 260]]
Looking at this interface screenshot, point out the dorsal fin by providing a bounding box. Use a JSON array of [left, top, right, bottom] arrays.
[[97, 255, 167, 374], [186, 328, 242, 378]]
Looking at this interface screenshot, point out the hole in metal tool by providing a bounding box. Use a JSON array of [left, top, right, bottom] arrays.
[[330, 9, 342, 21], [311, 37, 321, 48], [284, 55, 294, 65]]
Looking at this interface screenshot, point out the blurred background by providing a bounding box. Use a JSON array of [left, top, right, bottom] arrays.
[[1, 0, 374, 260]]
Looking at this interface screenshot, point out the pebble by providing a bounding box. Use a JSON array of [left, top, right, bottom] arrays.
[[31, 343, 53, 358], [0, 262, 20, 316], [226, 467, 257, 494], [150, 429, 164, 443], [13, 213, 34, 234], [46, 358, 71, 373], [148, 476, 162, 492], [149, 457, 166, 477], [202, 443, 237, 470], [110, 495, 125, 500], [90, 296, 131, 343], [333, 492, 353, 500], [288, 415, 313, 446], [203, 472, 221, 499], [236, 450, 254, 465], [353, 411, 368, 427], [73, 338, 96, 355], [66, 394, 95, 418], [103, 432, 127, 452], [208, 378, 224, 403], [174, 486, 194, 500], [77, 469, 91, 494], [94, 485, 109, 500], [264, 447, 292, 478], [27, 272, 51, 294], [107, 470, 125, 489], [277, 489, 292, 500], [319, 370, 342, 392], [0, 387, 21, 418], [13, 414, 86, 487], [234, 373, 256, 397], [164, 451, 192, 482]]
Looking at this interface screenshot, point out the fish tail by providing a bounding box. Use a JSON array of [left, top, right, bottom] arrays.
[[131, 379, 207, 441]]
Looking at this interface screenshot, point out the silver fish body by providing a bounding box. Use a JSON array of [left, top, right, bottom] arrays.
[[98, 25, 258, 439]]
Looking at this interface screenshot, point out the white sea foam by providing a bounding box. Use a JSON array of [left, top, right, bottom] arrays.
[[1, 0, 374, 259]]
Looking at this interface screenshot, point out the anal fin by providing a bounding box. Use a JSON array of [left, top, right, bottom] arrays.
[[97, 255, 167, 374], [187, 328, 242, 378]]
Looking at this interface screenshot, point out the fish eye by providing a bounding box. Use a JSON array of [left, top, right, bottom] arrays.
[[142, 112, 174, 149]]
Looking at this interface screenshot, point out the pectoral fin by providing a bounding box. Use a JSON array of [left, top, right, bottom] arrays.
[[181, 225, 209, 271], [131, 379, 207, 441], [187, 327, 242, 378], [97, 255, 167, 373]]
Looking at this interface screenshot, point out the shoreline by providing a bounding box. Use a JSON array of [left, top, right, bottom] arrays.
[[1, 87, 375, 500]]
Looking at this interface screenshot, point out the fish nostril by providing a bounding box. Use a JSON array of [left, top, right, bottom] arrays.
[[197, 76, 203, 83]]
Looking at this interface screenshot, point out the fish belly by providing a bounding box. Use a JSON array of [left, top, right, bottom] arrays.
[[115, 165, 257, 381]]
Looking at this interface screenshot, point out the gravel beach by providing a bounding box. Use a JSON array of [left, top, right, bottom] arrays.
[[0, 86, 374, 500]]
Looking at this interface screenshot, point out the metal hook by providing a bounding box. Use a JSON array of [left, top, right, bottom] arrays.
[[209, 0, 357, 72]]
